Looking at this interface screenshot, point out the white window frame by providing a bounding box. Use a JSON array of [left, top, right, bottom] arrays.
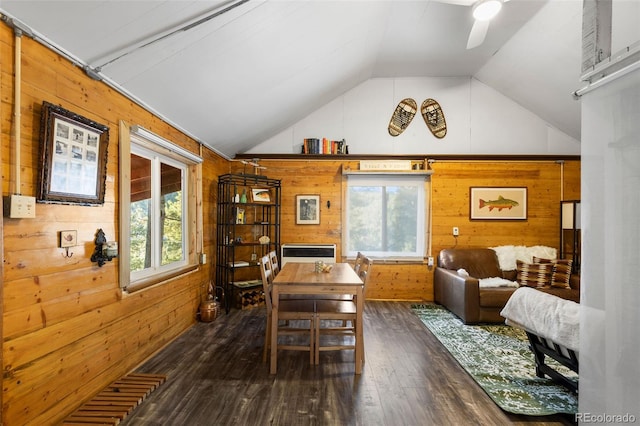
[[129, 145, 188, 281], [344, 173, 429, 260], [119, 122, 203, 292]]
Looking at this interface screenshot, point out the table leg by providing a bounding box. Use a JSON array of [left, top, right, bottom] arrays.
[[354, 286, 364, 374], [270, 286, 279, 374]]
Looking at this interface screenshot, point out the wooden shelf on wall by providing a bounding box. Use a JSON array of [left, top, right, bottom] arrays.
[[235, 153, 581, 162]]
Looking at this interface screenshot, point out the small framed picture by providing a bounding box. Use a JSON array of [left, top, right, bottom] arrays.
[[296, 195, 320, 225], [470, 187, 528, 220], [60, 230, 78, 248], [251, 188, 271, 203]]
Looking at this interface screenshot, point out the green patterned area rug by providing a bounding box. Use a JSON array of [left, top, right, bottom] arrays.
[[411, 303, 578, 416]]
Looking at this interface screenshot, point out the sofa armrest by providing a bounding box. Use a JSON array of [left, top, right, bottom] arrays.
[[434, 267, 481, 324]]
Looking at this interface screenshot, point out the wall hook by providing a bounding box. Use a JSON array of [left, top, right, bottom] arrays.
[[62, 247, 74, 258]]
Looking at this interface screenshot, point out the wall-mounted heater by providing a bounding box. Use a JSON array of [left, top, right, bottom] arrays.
[[281, 244, 337, 266]]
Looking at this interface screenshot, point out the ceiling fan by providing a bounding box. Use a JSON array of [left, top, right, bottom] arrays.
[[437, 0, 509, 49]]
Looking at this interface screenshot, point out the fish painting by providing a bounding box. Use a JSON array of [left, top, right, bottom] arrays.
[[479, 196, 519, 211]]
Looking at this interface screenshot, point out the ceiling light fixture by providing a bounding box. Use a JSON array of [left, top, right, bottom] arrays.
[[472, 0, 502, 21]]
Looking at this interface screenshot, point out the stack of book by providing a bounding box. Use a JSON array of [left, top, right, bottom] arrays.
[[302, 138, 347, 154]]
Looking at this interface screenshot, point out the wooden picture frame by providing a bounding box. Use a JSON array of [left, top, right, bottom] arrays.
[[296, 194, 320, 224], [37, 101, 110, 205], [251, 188, 271, 203], [59, 230, 77, 248], [470, 187, 527, 220]]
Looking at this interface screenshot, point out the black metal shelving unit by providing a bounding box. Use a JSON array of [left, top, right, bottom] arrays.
[[215, 173, 281, 313]]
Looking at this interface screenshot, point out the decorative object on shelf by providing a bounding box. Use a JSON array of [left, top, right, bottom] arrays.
[[360, 159, 412, 171], [296, 194, 320, 225], [251, 188, 271, 203], [560, 200, 581, 274], [421, 98, 447, 139], [388, 98, 417, 136], [37, 101, 110, 205], [470, 187, 527, 220], [259, 235, 270, 244], [236, 208, 245, 224], [90, 228, 118, 267], [59, 229, 77, 258], [302, 138, 347, 154], [240, 189, 247, 203]]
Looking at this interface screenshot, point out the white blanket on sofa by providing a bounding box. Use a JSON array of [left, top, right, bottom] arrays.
[[500, 287, 579, 352], [491, 245, 557, 271]]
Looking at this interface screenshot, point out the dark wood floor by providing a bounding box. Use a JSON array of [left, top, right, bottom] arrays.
[[121, 301, 576, 425]]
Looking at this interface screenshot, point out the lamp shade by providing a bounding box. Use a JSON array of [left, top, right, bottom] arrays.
[[562, 201, 581, 229]]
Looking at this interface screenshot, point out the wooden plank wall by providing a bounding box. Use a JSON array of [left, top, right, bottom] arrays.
[[1, 24, 581, 425], [236, 158, 580, 301], [1, 28, 229, 425]]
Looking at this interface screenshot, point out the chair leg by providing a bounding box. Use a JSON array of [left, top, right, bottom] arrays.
[[315, 316, 320, 365], [262, 316, 271, 363], [310, 317, 316, 365]]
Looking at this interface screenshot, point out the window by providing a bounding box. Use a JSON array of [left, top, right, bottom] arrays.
[[345, 174, 427, 259], [119, 123, 202, 292], [129, 148, 187, 277]]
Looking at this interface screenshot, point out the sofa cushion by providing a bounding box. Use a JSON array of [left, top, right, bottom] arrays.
[[438, 248, 501, 279], [551, 259, 573, 289], [516, 260, 552, 288]]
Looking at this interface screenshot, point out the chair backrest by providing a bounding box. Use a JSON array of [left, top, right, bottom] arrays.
[[358, 256, 372, 291], [269, 250, 280, 277], [259, 255, 274, 313], [353, 251, 365, 274]]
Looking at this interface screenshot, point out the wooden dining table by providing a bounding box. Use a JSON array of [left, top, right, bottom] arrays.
[[270, 262, 364, 375]]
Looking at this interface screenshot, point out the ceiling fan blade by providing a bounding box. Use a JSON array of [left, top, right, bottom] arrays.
[[466, 19, 490, 49], [432, 0, 475, 5]]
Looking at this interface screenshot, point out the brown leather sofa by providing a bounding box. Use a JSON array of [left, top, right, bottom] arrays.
[[434, 248, 580, 324]]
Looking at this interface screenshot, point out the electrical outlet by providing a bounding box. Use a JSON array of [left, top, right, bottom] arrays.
[[452, 226, 459, 236], [427, 256, 434, 267]]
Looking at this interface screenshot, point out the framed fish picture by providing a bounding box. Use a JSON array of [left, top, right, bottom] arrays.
[[470, 187, 527, 220], [251, 188, 271, 203]]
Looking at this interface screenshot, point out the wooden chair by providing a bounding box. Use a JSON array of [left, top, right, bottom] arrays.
[[314, 256, 372, 365], [353, 251, 365, 274], [260, 255, 316, 365], [268, 250, 280, 277]]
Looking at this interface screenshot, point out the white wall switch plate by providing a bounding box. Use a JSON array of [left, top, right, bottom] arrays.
[[3, 194, 36, 218]]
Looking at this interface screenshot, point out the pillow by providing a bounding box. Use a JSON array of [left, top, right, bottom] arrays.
[[551, 259, 573, 289], [516, 260, 552, 288], [457, 268, 469, 277]]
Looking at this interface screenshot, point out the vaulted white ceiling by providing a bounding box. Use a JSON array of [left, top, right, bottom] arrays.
[[0, 0, 583, 158]]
